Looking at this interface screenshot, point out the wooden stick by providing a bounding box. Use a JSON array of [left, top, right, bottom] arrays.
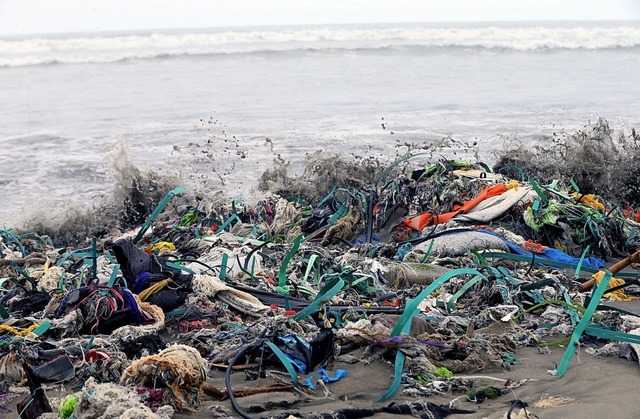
[[580, 249, 640, 291]]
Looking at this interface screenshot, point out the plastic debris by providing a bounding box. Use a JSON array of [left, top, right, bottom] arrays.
[[2, 157, 640, 418]]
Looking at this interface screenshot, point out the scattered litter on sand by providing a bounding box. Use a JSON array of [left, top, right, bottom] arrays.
[[3, 132, 640, 418]]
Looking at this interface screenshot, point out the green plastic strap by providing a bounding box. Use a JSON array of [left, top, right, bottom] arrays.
[[219, 254, 228, 281], [85, 336, 95, 351], [133, 185, 186, 244], [31, 320, 51, 337], [524, 290, 545, 304], [0, 304, 9, 319], [374, 152, 431, 185], [302, 255, 319, 285], [278, 235, 302, 309], [278, 235, 302, 289], [105, 250, 116, 264], [569, 179, 580, 193], [472, 250, 510, 303], [585, 325, 640, 344], [420, 239, 435, 264], [265, 341, 299, 388], [165, 308, 189, 317], [215, 213, 240, 234], [327, 204, 348, 225], [446, 275, 484, 313], [292, 278, 345, 321], [391, 268, 486, 337], [55, 249, 94, 267], [100, 264, 120, 296], [376, 305, 414, 403], [575, 245, 591, 278], [58, 269, 65, 293], [165, 261, 195, 275], [555, 270, 612, 377], [530, 179, 549, 204], [563, 291, 580, 326]]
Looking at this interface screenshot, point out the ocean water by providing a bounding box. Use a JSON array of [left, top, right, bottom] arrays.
[[1, 21, 640, 230]]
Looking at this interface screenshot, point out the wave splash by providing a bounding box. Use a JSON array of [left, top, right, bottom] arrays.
[[2, 25, 640, 67], [14, 119, 640, 245]]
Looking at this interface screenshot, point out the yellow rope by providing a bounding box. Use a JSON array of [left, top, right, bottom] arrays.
[[150, 241, 176, 253], [138, 278, 173, 301], [0, 323, 39, 336]]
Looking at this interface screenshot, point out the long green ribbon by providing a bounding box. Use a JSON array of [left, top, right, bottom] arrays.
[[292, 278, 345, 321], [376, 306, 414, 403], [585, 325, 640, 344], [265, 341, 299, 388], [391, 268, 486, 336], [446, 275, 484, 313], [555, 270, 612, 377], [278, 235, 303, 309], [574, 245, 590, 279], [376, 268, 486, 402], [133, 185, 186, 244]]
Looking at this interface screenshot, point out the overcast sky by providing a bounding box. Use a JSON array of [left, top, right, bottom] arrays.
[[1, 0, 639, 36]]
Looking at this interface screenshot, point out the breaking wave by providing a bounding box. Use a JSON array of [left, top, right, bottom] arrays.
[[14, 119, 640, 246], [2, 25, 640, 67]]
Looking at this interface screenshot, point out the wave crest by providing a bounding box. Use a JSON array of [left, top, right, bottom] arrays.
[[2, 25, 640, 67]]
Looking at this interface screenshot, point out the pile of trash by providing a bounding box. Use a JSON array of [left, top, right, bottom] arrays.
[[3, 157, 640, 419]]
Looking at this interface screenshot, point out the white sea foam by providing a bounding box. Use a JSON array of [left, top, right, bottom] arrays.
[[1, 25, 640, 67]]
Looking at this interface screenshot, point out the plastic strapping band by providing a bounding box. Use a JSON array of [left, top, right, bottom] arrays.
[[265, 341, 299, 388], [165, 262, 194, 274], [215, 213, 240, 234], [574, 245, 591, 280], [100, 264, 120, 296], [85, 336, 95, 351], [585, 325, 640, 344], [563, 290, 580, 326], [420, 239, 435, 264], [530, 179, 549, 204], [278, 235, 302, 310], [446, 275, 484, 313], [391, 267, 486, 337], [219, 254, 228, 281], [555, 270, 612, 377], [472, 250, 510, 303], [133, 185, 186, 244], [292, 278, 345, 321], [30, 320, 51, 338], [302, 255, 319, 285], [376, 305, 414, 403]]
